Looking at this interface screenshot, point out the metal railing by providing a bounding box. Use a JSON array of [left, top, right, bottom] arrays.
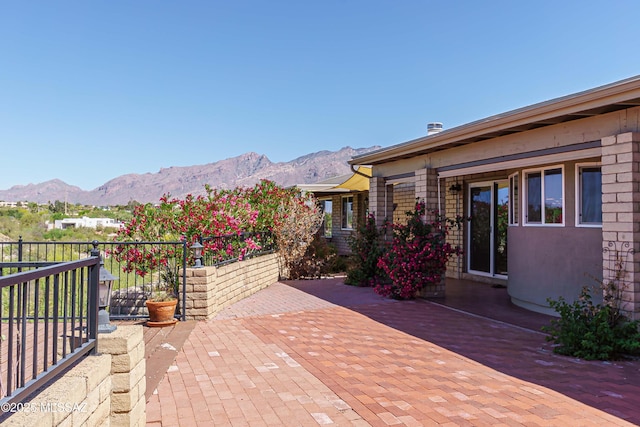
[[105, 240, 187, 321], [0, 257, 99, 405], [0, 239, 187, 321]]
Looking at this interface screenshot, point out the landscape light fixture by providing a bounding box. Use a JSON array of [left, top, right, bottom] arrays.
[[190, 241, 204, 268], [92, 242, 118, 333]]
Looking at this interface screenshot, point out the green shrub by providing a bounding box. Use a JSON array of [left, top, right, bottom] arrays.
[[329, 254, 349, 274], [543, 284, 640, 360], [345, 214, 385, 287]]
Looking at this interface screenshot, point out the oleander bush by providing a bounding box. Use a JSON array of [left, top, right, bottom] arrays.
[[113, 179, 322, 283]]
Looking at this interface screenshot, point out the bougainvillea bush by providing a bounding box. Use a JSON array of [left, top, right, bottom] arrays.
[[373, 200, 463, 300]]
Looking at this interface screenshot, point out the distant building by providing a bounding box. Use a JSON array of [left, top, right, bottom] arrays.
[[52, 216, 124, 230], [0, 201, 22, 207]]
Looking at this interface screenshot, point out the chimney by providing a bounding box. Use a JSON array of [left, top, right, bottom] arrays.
[[427, 122, 443, 136]]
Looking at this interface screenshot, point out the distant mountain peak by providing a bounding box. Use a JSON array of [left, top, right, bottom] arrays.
[[0, 146, 380, 205]]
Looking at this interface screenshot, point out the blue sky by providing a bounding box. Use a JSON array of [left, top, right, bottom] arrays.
[[2, 1, 640, 191]]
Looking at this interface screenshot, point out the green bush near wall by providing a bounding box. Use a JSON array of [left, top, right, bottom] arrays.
[[543, 285, 640, 360]]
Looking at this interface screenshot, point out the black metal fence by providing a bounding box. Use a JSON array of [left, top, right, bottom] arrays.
[[0, 232, 275, 409], [0, 234, 275, 321], [0, 239, 187, 321], [0, 257, 100, 405]]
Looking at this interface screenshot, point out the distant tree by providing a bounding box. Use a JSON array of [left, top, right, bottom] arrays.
[[127, 200, 141, 211], [27, 202, 39, 213], [48, 200, 66, 214]]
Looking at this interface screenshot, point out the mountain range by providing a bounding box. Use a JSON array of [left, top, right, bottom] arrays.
[[0, 146, 380, 206]]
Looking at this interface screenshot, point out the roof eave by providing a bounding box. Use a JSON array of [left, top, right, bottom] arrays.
[[350, 74, 640, 165]]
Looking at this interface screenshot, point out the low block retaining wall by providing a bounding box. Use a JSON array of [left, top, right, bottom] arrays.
[[3, 325, 146, 427], [183, 252, 280, 320], [2, 354, 112, 427]]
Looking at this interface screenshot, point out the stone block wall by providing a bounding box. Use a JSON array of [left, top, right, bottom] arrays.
[[4, 325, 146, 427], [183, 252, 280, 320], [444, 176, 464, 279], [327, 196, 349, 255], [369, 176, 388, 228], [392, 182, 415, 225], [4, 354, 111, 427]]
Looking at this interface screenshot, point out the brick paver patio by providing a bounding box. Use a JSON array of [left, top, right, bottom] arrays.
[[146, 279, 640, 426]]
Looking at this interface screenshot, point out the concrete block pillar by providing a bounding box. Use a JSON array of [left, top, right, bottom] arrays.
[[369, 176, 391, 228], [99, 325, 147, 427], [182, 266, 217, 320], [601, 131, 640, 319], [414, 168, 439, 222]]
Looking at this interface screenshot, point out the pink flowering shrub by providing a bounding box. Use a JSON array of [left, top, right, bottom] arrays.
[[112, 179, 321, 289], [373, 200, 463, 300]]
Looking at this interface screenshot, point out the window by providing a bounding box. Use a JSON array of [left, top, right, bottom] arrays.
[[509, 172, 519, 225], [524, 166, 564, 225], [341, 196, 353, 229], [576, 164, 602, 226], [320, 199, 333, 237]]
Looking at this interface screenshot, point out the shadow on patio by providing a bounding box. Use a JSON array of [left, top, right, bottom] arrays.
[[283, 277, 640, 424]]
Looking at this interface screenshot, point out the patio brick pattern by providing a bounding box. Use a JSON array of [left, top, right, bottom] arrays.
[[146, 279, 640, 426]]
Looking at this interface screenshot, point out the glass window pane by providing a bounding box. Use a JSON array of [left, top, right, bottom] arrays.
[[527, 172, 541, 223], [470, 186, 492, 273], [342, 197, 353, 229], [544, 169, 563, 224], [322, 200, 333, 237], [581, 167, 602, 224]]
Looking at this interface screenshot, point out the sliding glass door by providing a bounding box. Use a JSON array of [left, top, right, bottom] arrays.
[[468, 180, 508, 277]]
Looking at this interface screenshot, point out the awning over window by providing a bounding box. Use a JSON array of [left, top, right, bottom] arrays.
[[294, 166, 372, 194], [335, 166, 371, 191]]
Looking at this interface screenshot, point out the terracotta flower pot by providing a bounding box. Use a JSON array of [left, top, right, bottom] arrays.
[[146, 299, 178, 327]]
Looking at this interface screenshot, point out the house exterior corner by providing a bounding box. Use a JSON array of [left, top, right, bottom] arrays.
[[352, 76, 640, 318]]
